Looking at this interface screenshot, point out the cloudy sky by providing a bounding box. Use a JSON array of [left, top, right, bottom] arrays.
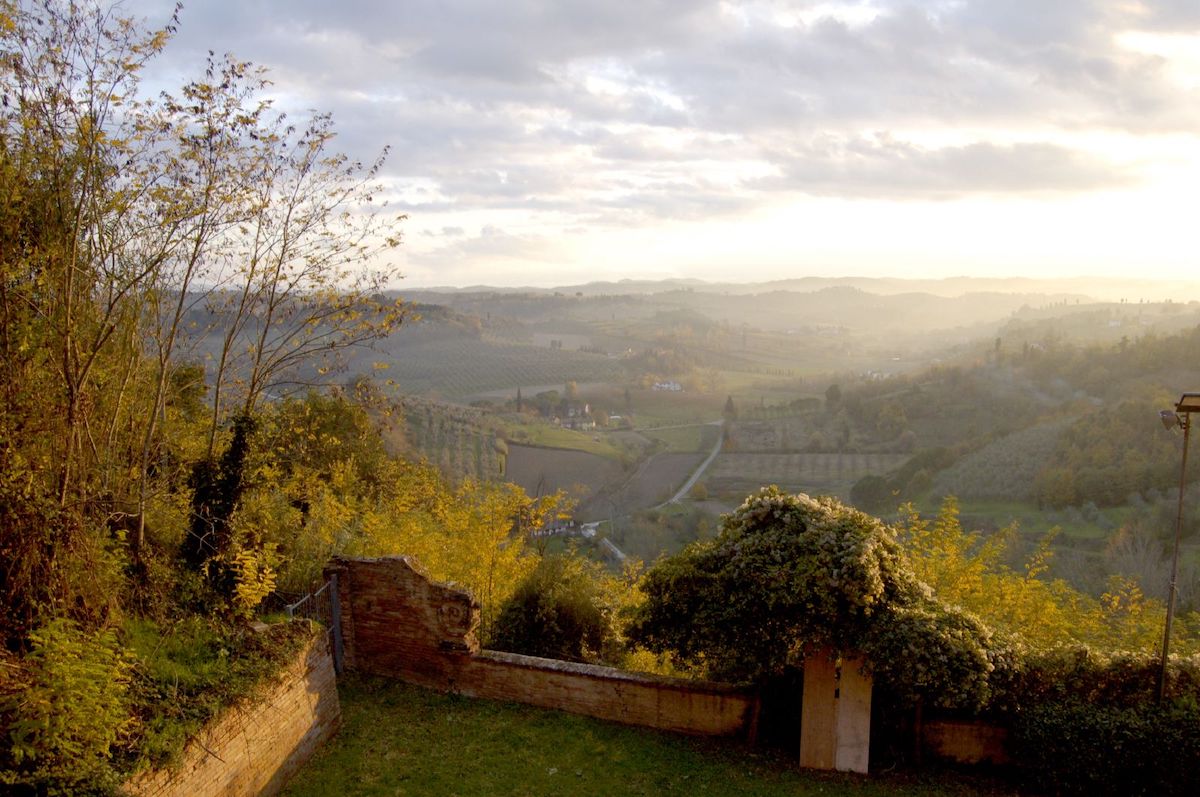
[[130, 1, 1200, 288]]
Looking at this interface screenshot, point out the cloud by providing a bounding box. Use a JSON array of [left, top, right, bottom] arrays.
[[127, 0, 1196, 259], [408, 225, 560, 270], [759, 134, 1134, 198]]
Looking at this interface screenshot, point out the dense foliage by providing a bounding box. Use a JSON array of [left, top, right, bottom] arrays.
[[629, 487, 998, 709], [489, 555, 629, 664], [0, 2, 432, 790], [898, 499, 1199, 654], [1009, 699, 1200, 797], [1034, 395, 1190, 508]]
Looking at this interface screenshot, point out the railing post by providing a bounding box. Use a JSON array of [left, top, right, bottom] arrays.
[[329, 572, 344, 675]]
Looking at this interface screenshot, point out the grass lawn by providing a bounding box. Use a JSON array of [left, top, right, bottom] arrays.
[[284, 676, 1021, 797], [641, 424, 707, 453], [501, 419, 624, 459]]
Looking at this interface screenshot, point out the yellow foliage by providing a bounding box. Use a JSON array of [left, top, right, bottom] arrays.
[[240, 397, 570, 633], [898, 498, 1195, 654]]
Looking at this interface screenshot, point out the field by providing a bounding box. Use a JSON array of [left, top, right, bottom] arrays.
[[707, 453, 910, 500], [623, 387, 726, 427], [640, 423, 714, 453], [500, 420, 626, 459], [283, 676, 1019, 797], [595, 452, 706, 517], [504, 444, 625, 505], [373, 337, 622, 398]]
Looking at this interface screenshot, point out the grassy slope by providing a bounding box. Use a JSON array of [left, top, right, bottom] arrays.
[[285, 676, 1020, 797]]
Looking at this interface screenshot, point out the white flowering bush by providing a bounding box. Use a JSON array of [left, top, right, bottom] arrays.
[[629, 486, 996, 708]]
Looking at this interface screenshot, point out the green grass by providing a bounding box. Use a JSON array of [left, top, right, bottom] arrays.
[[285, 676, 1019, 797], [642, 424, 708, 453], [501, 420, 624, 459]]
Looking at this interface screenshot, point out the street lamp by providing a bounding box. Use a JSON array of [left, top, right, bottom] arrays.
[[1157, 392, 1200, 702]]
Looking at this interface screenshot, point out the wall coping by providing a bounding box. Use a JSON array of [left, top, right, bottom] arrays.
[[474, 649, 751, 695]]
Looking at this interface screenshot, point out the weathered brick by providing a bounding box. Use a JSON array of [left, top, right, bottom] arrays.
[[125, 632, 340, 797], [325, 555, 754, 737]]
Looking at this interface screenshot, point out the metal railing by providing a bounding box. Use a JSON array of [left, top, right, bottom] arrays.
[[284, 574, 344, 674]]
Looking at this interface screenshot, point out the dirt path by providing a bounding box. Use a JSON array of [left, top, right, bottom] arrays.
[[663, 420, 724, 505]]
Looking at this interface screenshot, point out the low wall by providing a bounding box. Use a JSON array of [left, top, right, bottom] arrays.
[[325, 556, 753, 737], [923, 719, 1009, 765], [125, 630, 341, 797]]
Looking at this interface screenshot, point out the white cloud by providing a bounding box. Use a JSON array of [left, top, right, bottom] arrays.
[[124, 0, 1200, 285]]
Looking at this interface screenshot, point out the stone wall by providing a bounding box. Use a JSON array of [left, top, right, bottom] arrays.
[[325, 556, 753, 737], [125, 631, 340, 797]]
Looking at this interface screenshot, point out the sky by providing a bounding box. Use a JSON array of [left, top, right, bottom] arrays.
[[129, 1, 1200, 289]]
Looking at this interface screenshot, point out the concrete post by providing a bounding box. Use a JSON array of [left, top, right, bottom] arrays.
[[799, 647, 871, 774]]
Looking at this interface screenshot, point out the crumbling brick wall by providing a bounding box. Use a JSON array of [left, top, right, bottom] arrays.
[[325, 555, 752, 736]]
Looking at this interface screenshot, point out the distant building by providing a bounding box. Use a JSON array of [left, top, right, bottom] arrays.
[[653, 381, 683, 392]]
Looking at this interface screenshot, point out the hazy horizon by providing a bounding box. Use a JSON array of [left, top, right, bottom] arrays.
[[130, 1, 1200, 289], [403, 273, 1200, 304]]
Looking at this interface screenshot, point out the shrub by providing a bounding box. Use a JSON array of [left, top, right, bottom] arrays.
[[123, 617, 312, 770], [628, 488, 997, 708], [1009, 699, 1200, 797], [489, 555, 625, 664], [1, 619, 131, 795]]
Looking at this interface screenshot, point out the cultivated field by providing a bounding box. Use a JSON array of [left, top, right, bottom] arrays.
[[401, 398, 505, 482], [504, 444, 625, 505], [707, 452, 910, 500], [640, 424, 714, 453], [373, 337, 622, 397], [931, 419, 1072, 502], [588, 452, 706, 518]]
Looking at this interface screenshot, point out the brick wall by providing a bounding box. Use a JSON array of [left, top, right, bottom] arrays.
[[325, 556, 753, 737], [922, 719, 1009, 765], [125, 630, 341, 797]]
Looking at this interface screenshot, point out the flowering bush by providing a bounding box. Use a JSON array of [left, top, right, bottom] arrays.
[[629, 487, 997, 708]]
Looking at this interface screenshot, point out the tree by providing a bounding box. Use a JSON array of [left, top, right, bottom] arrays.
[[490, 554, 624, 664], [897, 499, 1189, 654], [825, 383, 842, 409], [0, 0, 408, 634], [849, 474, 892, 513], [629, 488, 997, 709], [1, 0, 186, 643], [155, 57, 407, 583], [723, 395, 737, 422]]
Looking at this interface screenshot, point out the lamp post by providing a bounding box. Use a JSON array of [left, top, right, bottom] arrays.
[[1157, 392, 1200, 702]]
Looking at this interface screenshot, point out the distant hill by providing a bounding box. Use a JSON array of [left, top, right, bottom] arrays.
[[401, 275, 1200, 303]]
